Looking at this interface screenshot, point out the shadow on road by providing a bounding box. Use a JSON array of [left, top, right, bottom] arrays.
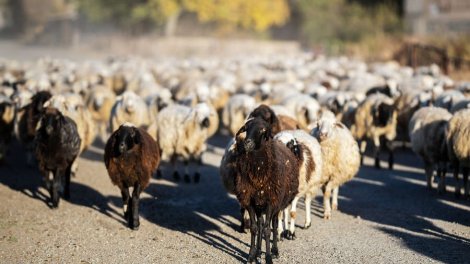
[[140, 162, 249, 262], [338, 154, 470, 263]]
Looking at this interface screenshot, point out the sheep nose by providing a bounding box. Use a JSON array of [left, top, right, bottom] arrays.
[[244, 139, 255, 152], [119, 142, 126, 152], [319, 132, 327, 141], [46, 125, 53, 135]]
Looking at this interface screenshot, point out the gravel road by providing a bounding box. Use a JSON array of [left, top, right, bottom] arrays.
[[0, 131, 469, 264]]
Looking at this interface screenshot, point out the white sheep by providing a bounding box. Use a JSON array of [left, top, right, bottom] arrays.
[[222, 94, 257, 136], [409, 107, 452, 192], [280, 94, 320, 130], [154, 103, 212, 183], [109, 91, 150, 132], [274, 129, 323, 239], [434, 90, 465, 111], [446, 109, 470, 198], [86, 85, 116, 141], [311, 111, 360, 219]]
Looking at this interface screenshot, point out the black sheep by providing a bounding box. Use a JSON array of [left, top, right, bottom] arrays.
[[104, 124, 160, 230], [0, 99, 15, 163], [18, 91, 52, 165], [35, 107, 81, 208], [234, 118, 299, 264]]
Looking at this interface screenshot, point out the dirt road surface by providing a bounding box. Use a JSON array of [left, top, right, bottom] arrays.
[[0, 131, 469, 263]]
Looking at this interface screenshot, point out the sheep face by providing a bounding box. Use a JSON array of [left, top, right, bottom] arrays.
[[40, 108, 65, 136], [373, 103, 395, 127], [237, 118, 271, 153], [32, 91, 52, 113], [113, 125, 141, 155]]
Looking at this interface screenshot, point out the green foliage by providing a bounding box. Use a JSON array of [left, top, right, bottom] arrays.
[[299, 0, 402, 52]]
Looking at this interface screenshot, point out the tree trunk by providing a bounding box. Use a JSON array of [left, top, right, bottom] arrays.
[[164, 9, 181, 37]]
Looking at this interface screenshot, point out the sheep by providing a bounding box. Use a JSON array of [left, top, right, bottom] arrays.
[[234, 117, 299, 263], [408, 107, 452, 193], [434, 90, 465, 111], [446, 109, 470, 198], [248, 104, 300, 135], [86, 85, 116, 141], [109, 91, 150, 132], [450, 99, 470, 114], [0, 96, 16, 163], [222, 94, 257, 136], [274, 129, 323, 239], [351, 94, 397, 169], [17, 91, 52, 166], [154, 103, 212, 183], [311, 111, 360, 219], [280, 94, 320, 129], [34, 107, 81, 208], [104, 123, 160, 230]]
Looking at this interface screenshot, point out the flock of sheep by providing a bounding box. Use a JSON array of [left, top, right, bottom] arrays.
[[0, 54, 469, 263]]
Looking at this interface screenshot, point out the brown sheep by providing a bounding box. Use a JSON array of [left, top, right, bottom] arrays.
[[234, 118, 299, 263], [104, 123, 160, 230]]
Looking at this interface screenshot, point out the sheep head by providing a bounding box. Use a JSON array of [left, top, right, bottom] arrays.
[[311, 111, 341, 142], [372, 102, 396, 127], [248, 104, 278, 127], [40, 107, 65, 136], [112, 123, 141, 155], [236, 118, 272, 153]]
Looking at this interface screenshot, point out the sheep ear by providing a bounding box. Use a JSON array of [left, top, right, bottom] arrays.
[[335, 122, 344, 129], [235, 125, 246, 137]]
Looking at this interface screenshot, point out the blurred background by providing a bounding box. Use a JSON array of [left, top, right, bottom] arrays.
[[0, 0, 468, 75]]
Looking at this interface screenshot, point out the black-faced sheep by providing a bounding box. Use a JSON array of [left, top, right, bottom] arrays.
[[311, 111, 360, 219], [18, 91, 52, 165], [409, 107, 452, 193], [104, 123, 160, 230], [234, 118, 299, 263], [351, 94, 397, 169], [248, 104, 300, 135], [446, 109, 470, 198], [274, 129, 323, 239], [34, 107, 81, 208]]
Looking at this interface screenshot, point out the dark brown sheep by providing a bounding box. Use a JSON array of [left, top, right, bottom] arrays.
[[18, 91, 52, 165], [234, 118, 299, 264], [35, 107, 81, 208], [248, 104, 300, 135], [104, 123, 160, 230]]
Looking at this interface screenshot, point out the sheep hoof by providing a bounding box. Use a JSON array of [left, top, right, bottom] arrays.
[[194, 172, 201, 183], [156, 170, 162, 179], [265, 255, 273, 264], [303, 223, 311, 229], [130, 225, 139, 231], [374, 159, 381, 169], [332, 204, 338, 210], [271, 247, 279, 259], [285, 231, 296, 240], [246, 255, 256, 263], [388, 163, 394, 170], [173, 171, 180, 181], [183, 174, 191, 183], [324, 213, 331, 220]]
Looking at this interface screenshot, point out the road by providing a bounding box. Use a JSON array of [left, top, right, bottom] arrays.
[[0, 131, 469, 264]]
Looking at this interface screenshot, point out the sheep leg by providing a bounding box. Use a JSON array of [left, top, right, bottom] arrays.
[[323, 182, 334, 220], [193, 156, 202, 183], [264, 209, 274, 264], [246, 207, 258, 263], [373, 136, 381, 169], [424, 161, 434, 190], [463, 167, 469, 198], [286, 196, 299, 240], [121, 187, 130, 219], [256, 214, 264, 258], [332, 187, 339, 211], [304, 193, 312, 229], [437, 162, 447, 194], [359, 140, 367, 165], [156, 169, 162, 179], [183, 160, 190, 183], [385, 139, 394, 170], [71, 160, 78, 178], [63, 163, 72, 200], [239, 207, 250, 233], [50, 168, 63, 208], [276, 211, 283, 241], [453, 161, 461, 198], [271, 213, 280, 259], [130, 182, 142, 230], [171, 156, 180, 181]]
